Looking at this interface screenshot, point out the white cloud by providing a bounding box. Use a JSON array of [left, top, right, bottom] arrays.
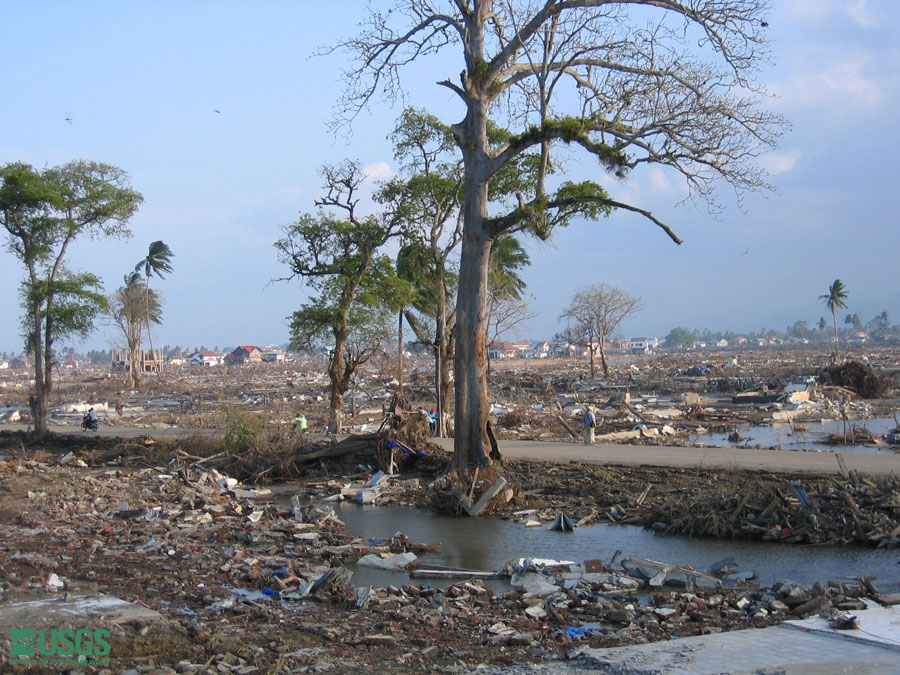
[[648, 167, 678, 193], [362, 161, 393, 181], [770, 52, 884, 112], [781, 0, 836, 27], [847, 0, 876, 28], [760, 150, 802, 176]]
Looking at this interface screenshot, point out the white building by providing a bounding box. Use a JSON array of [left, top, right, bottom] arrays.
[[189, 351, 225, 367]]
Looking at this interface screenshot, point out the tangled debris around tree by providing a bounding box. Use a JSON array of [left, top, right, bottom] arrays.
[[819, 360, 891, 399]]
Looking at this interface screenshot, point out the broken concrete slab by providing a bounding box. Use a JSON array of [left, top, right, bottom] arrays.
[[0, 593, 163, 630]]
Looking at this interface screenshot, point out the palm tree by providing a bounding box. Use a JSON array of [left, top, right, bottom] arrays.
[[488, 235, 530, 302], [135, 241, 173, 376], [111, 272, 162, 388], [820, 279, 848, 362]]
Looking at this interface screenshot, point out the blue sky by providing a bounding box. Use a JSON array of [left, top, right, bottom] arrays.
[[1, 0, 898, 354]]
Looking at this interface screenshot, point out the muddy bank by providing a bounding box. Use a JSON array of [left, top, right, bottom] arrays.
[[2, 448, 897, 674]]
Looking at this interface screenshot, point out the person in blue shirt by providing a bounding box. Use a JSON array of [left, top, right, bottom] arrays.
[[583, 406, 596, 445]]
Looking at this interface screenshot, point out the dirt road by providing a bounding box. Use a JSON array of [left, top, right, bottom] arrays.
[[6, 423, 898, 475]]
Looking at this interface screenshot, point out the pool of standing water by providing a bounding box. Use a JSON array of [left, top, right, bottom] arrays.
[[326, 502, 899, 592]]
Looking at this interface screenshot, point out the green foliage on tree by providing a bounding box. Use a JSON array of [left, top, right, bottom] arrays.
[[336, 0, 783, 469], [381, 109, 536, 432], [110, 271, 162, 388], [820, 279, 848, 360], [135, 240, 173, 378], [664, 327, 697, 349], [0, 160, 142, 436], [275, 160, 408, 432]]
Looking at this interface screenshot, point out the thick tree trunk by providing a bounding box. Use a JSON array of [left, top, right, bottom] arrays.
[[451, 194, 493, 470], [328, 332, 349, 434], [451, 2, 497, 470]]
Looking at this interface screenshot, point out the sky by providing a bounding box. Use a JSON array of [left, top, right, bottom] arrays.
[[1, 0, 898, 355]]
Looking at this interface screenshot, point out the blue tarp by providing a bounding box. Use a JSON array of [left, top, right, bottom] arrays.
[[383, 440, 429, 456]]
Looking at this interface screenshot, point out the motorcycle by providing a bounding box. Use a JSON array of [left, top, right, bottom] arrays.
[[81, 415, 99, 432]]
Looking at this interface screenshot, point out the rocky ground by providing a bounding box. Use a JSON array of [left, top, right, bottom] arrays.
[[1, 432, 898, 674]]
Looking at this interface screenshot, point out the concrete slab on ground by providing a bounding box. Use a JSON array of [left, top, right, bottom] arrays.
[[569, 607, 900, 674], [0, 593, 163, 631], [787, 598, 900, 649]]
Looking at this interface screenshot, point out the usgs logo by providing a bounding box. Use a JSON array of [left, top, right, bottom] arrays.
[[9, 627, 111, 659]]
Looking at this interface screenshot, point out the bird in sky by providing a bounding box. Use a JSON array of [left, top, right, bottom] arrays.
[[65, 113, 73, 125], [741, 248, 751, 256], [213, 109, 221, 114]]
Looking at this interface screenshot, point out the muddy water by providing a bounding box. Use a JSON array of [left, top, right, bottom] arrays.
[[689, 417, 899, 454], [330, 502, 900, 592]]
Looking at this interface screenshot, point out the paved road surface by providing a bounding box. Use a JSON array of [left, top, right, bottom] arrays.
[[429, 437, 900, 475], [5, 423, 899, 475]]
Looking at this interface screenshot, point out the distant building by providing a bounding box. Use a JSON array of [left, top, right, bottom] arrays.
[[262, 349, 286, 363], [629, 337, 657, 354], [190, 350, 225, 367], [0, 360, 8, 370], [226, 345, 263, 365], [525, 341, 550, 359]]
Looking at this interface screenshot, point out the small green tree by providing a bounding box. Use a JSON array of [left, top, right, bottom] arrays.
[[820, 279, 848, 361], [1, 161, 142, 437], [275, 160, 408, 432], [665, 327, 696, 349]]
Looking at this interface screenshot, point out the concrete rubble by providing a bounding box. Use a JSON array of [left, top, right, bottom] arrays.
[[2, 452, 899, 672]]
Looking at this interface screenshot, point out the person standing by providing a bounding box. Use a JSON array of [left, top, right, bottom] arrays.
[[294, 413, 308, 441], [583, 406, 596, 445]]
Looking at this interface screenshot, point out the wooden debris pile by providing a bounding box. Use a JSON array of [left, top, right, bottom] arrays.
[[605, 474, 900, 546], [493, 461, 900, 548]]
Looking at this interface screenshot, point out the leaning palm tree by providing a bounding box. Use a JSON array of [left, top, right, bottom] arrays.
[[135, 241, 173, 377], [820, 279, 848, 363], [111, 271, 162, 388]]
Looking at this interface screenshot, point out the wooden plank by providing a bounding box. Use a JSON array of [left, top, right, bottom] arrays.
[[556, 415, 580, 439], [468, 477, 509, 516], [835, 454, 850, 480]]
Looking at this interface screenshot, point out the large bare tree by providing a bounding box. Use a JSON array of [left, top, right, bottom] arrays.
[[559, 283, 642, 378], [335, 0, 783, 469]]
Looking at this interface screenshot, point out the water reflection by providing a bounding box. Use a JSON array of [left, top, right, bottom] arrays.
[[332, 502, 900, 591], [689, 417, 899, 454]]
